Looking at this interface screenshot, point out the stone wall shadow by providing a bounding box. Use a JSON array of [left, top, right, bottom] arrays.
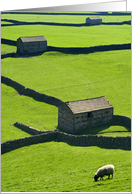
[[47, 44, 131, 55], [74, 124, 131, 135], [1, 124, 131, 154], [1, 19, 131, 27], [1, 37, 131, 59], [1, 38, 16, 46], [1, 76, 63, 107]]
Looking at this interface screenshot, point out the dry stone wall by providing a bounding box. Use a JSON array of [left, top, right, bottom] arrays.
[[14, 122, 43, 135], [1, 115, 131, 154], [1, 43, 131, 59], [1, 131, 56, 154], [112, 115, 131, 128], [1, 129, 131, 154], [1, 76, 63, 107], [1, 76, 131, 154], [1, 76, 25, 94]]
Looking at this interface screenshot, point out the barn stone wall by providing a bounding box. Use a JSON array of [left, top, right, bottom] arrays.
[[74, 113, 89, 133], [91, 108, 113, 127], [1, 115, 131, 154], [17, 38, 47, 55], [58, 103, 75, 133], [17, 39, 23, 54], [58, 104, 113, 134], [86, 18, 102, 25]]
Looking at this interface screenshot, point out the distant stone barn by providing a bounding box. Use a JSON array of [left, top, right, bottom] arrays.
[[86, 17, 102, 25], [17, 36, 47, 55], [58, 96, 113, 134]]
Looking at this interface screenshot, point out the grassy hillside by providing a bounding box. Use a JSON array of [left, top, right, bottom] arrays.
[[1, 142, 131, 192], [1, 12, 131, 192], [1, 50, 131, 142]]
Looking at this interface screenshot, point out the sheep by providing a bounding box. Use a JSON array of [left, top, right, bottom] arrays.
[[94, 164, 114, 181]]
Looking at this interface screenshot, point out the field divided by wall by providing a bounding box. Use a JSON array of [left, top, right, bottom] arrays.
[[1, 12, 131, 192]]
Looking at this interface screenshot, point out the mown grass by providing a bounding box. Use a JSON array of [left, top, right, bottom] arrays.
[[1, 50, 131, 141], [1, 51, 131, 141], [1, 142, 131, 192], [1, 50, 131, 113], [1, 13, 131, 54], [1, 83, 58, 142], [1, 13, 131, 192], [1, 13, 131, 24]]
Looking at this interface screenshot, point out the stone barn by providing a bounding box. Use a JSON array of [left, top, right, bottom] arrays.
[[86, 17, 102, 25], [17, 36, 47, 55], [58, 96, 113, 134]]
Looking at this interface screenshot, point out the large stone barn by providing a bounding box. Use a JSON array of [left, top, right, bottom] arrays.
[[58, 96, 113, 134], [17, 36, 47, 55], [86, 17, 102, 25]]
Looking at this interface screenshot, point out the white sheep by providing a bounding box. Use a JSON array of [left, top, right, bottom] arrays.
[[94, 164, 114, 181]]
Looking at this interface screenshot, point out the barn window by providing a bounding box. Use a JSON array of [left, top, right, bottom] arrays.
[[88, 112, 92, 118]]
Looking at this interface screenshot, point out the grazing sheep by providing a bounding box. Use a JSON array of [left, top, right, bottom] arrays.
[[94, 164, 114, 181]]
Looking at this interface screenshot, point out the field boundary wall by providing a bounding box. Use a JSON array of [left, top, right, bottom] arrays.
[[1, 115, 131, 154], [1, 76, 63, 107], [1, 43, 131, 59]]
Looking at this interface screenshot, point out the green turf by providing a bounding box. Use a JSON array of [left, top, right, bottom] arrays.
[[1, 142, 131, 192], [1, 13, 131, 54], [1, 50, 131, 141], [1, 83, 58, 142], [1, 50, 131, 114], [1, 12, 131, 192]]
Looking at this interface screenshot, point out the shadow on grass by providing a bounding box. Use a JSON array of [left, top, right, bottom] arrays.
[[1, 19, 131, 27], [1, 38, 16, 46], [1, 42, 131, 59], [58, 124, 131, 136], [76, 124, 131, 135]]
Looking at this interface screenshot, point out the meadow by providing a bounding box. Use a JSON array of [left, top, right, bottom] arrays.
[[1, 12, 131, 192]]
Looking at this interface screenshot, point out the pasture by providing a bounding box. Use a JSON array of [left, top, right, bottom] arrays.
[[1, 12, 131, 192]]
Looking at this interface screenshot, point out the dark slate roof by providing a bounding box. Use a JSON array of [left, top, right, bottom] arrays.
[[18, 36, 47, 42], [66, 96, 113, 114], [87, 17, 102, 20]]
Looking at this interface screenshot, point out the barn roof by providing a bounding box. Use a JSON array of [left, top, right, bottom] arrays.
[[66, 96, 113, 114], [18, 36, 47, 42], [87, 17, 102, 20]]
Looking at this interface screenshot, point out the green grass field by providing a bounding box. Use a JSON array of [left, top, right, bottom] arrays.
[[1, 13, 131, 54], [1, 142, 131, 192], [1, 12, 131, 192]]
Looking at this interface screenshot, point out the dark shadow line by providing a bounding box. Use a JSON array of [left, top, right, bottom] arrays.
[[1, 76, 64, 107], [102, 21, 131, 25], [1, 52, 16, 59], [47, 44, 131, 54], [1, 38, 16, 46], [1, 19, 131, 27], [1, 129, 131, 154], [1, 43, 131, 59], [1, 12, 131, 16]]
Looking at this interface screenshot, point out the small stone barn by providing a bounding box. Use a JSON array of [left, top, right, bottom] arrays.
[[86, 17, 102, 25], [58, 96, 113, 134], [17, 36, 47, 55]]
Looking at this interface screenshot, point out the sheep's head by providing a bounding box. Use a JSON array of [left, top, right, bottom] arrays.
[[94, 174, 98, 181]]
